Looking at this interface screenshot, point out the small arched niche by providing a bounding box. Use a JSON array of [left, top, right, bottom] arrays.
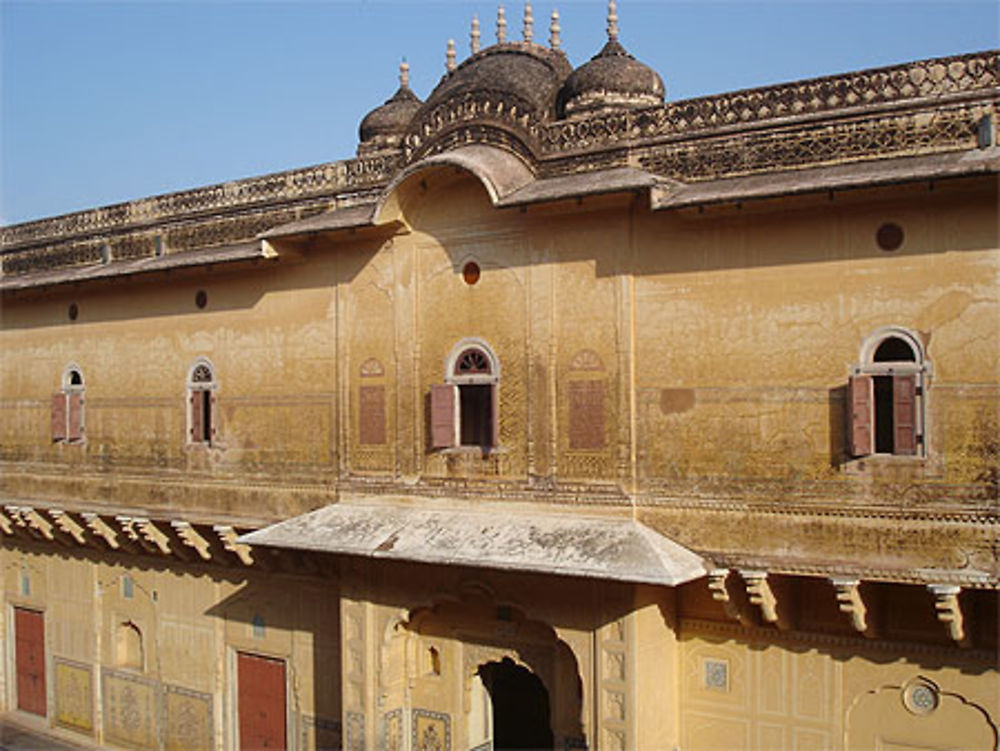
[[116, 621, 144, 670]]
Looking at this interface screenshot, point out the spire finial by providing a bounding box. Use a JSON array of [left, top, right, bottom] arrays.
[[607, 0, 619, 41], [446, 39, 456, 72], [399, 58, 410, 88], [523, 2, 533, 42], [471, 14, 481, 54], [549, 8, 561, 50], [497, 3, 507, 43]]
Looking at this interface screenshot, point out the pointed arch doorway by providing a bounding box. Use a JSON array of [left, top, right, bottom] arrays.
[[475, 657, 554, 750]]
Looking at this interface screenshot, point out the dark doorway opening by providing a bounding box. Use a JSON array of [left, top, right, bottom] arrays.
[[479, 657, 553, 750], [459, 384, 492, 447], [874, 375, 894, 453]]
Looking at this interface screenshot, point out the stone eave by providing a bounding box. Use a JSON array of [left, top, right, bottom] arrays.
[[239, 498, 710, 587], [652, 147, 1000, 210], [0, 240, 277, 294]]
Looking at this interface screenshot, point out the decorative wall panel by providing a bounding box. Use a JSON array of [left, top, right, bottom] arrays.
[[101, 668, 160, 750], [163, 685, 212, 751], [53, 658, 93, 734]]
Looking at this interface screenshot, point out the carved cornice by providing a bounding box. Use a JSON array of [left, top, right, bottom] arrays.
[[2, 51, 996, 279], [1, 154, 402, 251]]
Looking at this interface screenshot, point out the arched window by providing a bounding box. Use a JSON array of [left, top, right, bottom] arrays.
[[52, 365, 85, 443], [430, 340, 499, 450], [116, 621, 144, 670], [187, 359, 217, 445], [850, 328, 929, 457]]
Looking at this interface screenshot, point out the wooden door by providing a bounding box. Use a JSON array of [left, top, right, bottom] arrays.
[[237, 652, 286, 751], [15, 608, 46, 716]]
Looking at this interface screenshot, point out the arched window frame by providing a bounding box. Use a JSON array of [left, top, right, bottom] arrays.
[[52, 364, 85, 443], [431, 339, 500, 450], [849, 327, 931, 458], [186, 358, 218, 446]]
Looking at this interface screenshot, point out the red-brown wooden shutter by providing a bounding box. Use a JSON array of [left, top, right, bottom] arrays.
[[569, 380, 606, 450], [490, 383, 499, 448], [190, 390, 204, 442], [893, 374, 917, 455], [67, 392, 84, 441], [51, 393, 67, 442], [237, 652, 286, 751], [430, 384, 457, 449], [848, 375, 873, 457], [15, 608, 46, 717]]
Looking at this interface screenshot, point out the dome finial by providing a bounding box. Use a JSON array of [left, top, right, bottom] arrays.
[[607, 0, 619, 41], [446, 39, 456, 72], [523, 2, 533, 42], [471, 14, 481, 54], [497, 3, 507, 43], [549, 8, 561, 50], [399, 58, 410, 88]]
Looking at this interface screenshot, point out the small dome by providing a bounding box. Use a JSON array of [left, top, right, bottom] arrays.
[[558, 38, 665, 118], [358, 63, 423, 155], [421, 42, 572, 123]]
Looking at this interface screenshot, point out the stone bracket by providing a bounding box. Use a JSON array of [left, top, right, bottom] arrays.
[[830, 578, 873, 637], [740, 570, 788, 629], [927, 584, 968, 647], [213, 525, 254, 566], [82, 513, 122, 550], [707, 568, 752, 625], [134, 518, 173, 557], [171, 521, 213, 561], [48, 509, 87, 545], [0, 509, 12, 536]]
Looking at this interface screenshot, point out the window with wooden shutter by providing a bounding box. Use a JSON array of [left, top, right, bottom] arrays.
[[430, 383, 458, 449], [190, 390, 205, 443], [490, 383, 499, 448], [848, 375, 873, 457], [208, 391, 217, 442], [67, 392, 84, 442], [893, 374, 917, 455], [569, 380, 605, 450], [51, 393, 67, 442]]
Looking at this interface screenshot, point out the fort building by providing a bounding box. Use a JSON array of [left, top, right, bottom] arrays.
[[1, 4, 998, 750]]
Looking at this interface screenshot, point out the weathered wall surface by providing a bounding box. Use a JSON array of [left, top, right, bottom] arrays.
[[1, 172, 996, 575]]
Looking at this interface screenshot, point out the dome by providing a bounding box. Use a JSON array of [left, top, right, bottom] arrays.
[[558, 38, 665, 118], [358, 64, 423, 155], [420, 42, 572, 122]]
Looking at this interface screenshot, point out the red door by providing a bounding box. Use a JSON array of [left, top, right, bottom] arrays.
[[15, 608, 46, 716], [237, 652, 286, 751]]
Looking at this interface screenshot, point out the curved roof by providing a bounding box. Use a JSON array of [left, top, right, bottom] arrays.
[[419, 42, 573, 122], [559, 39, 665, 117], [359, 86, 422, 144]]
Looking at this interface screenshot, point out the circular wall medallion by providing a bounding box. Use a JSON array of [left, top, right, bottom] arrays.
[[68, 303, 79, 321], [902, 679, 939, 715], [876, 222, 904, 251], [462, 261, 481, 286], [195, 290, 208, 309]]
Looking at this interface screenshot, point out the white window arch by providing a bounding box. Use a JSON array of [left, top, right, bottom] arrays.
[[431, 339, 500, 450], [849, 327, 930, 458], [187, 358, 218, 445], [52, 364, 85, 443]]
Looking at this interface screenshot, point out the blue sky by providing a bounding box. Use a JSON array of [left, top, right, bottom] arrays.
[[2, 1, 997, 225]]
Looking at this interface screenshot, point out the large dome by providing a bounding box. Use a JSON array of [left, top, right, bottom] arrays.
[[421, 42, 572, 122], [558, 38, 665, 118], [358, 64, 423, 155]]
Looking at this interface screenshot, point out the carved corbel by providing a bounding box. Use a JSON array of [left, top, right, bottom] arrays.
[[213, 525, 254, 566], [707, 568, 752, 625], [171, 521, 212, 561], [115, 516, 160, 555], [927, 584, 968, 646], [0, 508, 14, 535], [830, 578, 873, 637], [82, 513, 122, 550], [21, 507, 56, 542], [740, 570, 789, 629], [134, 518, 173, 557], [48, 509, 87, 546]]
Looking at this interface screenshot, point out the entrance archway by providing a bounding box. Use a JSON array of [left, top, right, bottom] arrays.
[[478, 657, 554, 750]]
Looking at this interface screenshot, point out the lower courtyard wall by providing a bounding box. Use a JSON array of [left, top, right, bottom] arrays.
[[2, 543, 998, 750]]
